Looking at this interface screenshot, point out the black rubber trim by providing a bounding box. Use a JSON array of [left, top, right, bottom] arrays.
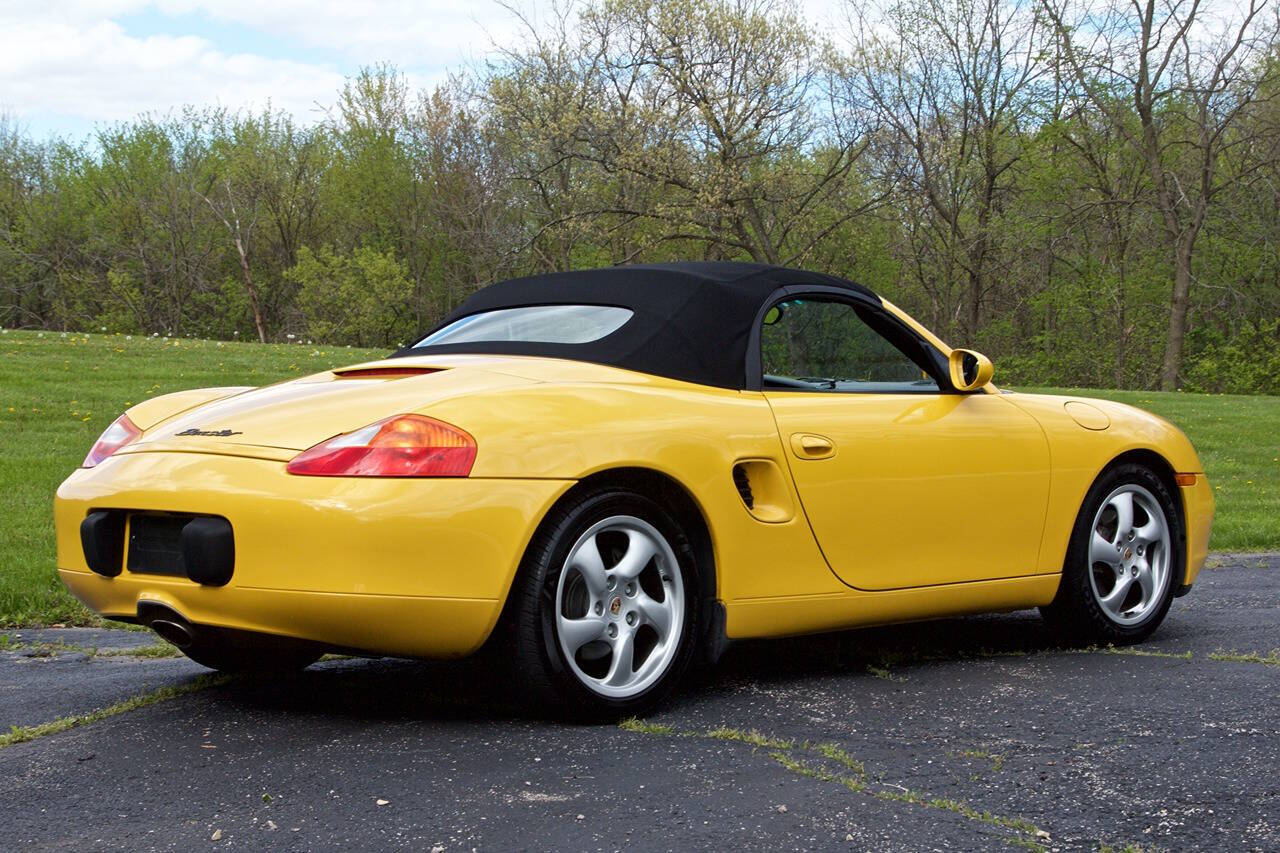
[[181, 516, 235, 586], [80, 510, 126, 577]]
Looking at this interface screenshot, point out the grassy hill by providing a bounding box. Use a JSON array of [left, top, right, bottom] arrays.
[[1, 329, 1275, 626]]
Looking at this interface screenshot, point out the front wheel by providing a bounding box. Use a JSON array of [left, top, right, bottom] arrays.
[[506, 487, 700, 719], [1041, 463, 1183, 645]]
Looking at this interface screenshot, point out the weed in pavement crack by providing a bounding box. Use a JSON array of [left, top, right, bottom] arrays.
[[1, 674, 229, 748], [618, 718, 1047, 850]]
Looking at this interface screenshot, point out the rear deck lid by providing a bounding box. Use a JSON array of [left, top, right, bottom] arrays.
[[121, 360, 535, 456]]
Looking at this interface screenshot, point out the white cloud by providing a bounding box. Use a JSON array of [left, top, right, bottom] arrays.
[[146, 1, 845, 65], [0, 10, 345, 129], [0, 0, 860, 135], [151, 0, 528, 66]]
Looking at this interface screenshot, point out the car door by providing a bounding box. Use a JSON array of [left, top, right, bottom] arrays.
[[758, 295, 1051, 590]]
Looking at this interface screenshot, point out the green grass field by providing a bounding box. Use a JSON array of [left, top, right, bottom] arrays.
[[1, 330, 1276, 626]]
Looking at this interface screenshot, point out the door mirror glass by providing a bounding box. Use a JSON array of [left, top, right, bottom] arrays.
[[948, 348, 994, 391]]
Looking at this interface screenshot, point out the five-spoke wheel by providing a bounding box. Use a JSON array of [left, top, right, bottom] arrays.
[[556, 516, 685, 698], [1086, 484, 1172, 625], [505, 486, 699, 719], [1042, 463, 1183, 644]]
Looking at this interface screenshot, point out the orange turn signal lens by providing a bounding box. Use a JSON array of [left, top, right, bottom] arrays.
[[1174, 473, 1197, 487]]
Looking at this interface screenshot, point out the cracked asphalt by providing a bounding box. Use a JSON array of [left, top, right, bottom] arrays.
[[1, 554, 1276, 851]]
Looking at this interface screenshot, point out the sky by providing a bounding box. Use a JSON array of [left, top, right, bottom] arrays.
[[0, 0, 846, 142]]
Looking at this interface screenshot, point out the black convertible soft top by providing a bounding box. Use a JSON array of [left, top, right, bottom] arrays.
[[394, 261, 880, 389]]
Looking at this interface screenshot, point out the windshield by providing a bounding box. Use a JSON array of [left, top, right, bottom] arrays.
[[413, 305, 633, 347]]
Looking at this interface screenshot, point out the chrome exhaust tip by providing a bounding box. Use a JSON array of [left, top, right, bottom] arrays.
[[138, 602, 197, 650], [136, 596, 195, 650], [149, 618, 194, 649]]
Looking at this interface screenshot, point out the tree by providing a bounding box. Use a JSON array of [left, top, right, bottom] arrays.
[[198, 116, 269, 343], [0, 119, 92, 329], [287, 244, 414, 347], [1042, 0, 1279, 388], [1050, 100, 1154, 386], [83, 114, 224, 336], [488, 0, 882, 267], [843, 0, 1049, 341]]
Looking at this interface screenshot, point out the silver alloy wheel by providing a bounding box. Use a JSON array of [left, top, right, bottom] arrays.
[[1087, 484, 1172, 625], [554, 515, 685, 699]]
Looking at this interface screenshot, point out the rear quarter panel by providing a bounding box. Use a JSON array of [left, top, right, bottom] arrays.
[[419, 376, 847, 604]]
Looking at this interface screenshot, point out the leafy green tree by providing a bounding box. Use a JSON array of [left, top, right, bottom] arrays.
[[287, 245, 415, 347]]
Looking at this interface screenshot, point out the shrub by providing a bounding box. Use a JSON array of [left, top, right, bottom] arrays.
[[286, 245, 415, 347]]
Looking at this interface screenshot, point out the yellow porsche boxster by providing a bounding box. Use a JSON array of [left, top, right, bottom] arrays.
[[55, 262, 1213, 716]]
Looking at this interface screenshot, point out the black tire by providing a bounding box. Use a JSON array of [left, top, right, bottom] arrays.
[[504, 486, 701, 721], [1041, 462, 1184, 645]]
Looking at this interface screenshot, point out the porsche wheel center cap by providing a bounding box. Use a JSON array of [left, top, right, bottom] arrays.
[[1123, 547, 1133, 561], [608, 596, 623, 617]]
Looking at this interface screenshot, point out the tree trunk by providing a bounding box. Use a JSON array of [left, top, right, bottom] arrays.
[[964, 226, 988, 343], [965, 265, 983, 343], [1159, 238, 1194, 390], [234, 235, 267, 343], [1114, 259, 1128, 390]]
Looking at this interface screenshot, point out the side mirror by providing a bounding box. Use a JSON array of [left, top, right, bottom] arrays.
[[948, 348, 994, 391]]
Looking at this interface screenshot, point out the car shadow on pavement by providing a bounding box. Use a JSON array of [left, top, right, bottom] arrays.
[[211, 608, 1063, 722]]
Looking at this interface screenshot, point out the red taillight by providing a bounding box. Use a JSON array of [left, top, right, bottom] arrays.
[[83, 414, 142, 467], [285, 414, 476, 478]]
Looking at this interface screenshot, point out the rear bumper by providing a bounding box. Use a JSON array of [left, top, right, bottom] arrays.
[[56, 451, 573, 657], [1181, 473, 1214, 588], [59, 570, 504, 658]]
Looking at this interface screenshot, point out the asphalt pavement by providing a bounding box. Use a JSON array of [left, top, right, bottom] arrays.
[[1, 554, 1276, 851]]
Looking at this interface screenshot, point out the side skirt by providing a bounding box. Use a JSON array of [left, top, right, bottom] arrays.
[[724, 574, 1060, 640]]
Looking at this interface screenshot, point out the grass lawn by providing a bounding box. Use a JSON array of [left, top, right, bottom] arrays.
[[0, 329, 1275, 626], [0, 330, 382, 626]]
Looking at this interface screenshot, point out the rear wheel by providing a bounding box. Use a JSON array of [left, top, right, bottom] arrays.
[[506, 487, 700, 719], [1041, 463, 1183, 645]]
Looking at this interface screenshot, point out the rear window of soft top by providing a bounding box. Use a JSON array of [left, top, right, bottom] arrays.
[[412, 305, 633, 347]]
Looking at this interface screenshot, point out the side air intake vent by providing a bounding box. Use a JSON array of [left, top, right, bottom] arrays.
[[732, 464, 754, 510], [729, 460, 795, 523]]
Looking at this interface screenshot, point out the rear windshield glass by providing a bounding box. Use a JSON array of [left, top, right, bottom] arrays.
[[413, 305, 633, 347]]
